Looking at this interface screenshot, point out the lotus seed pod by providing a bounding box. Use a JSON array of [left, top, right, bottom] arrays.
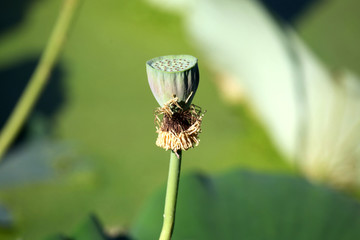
[[146, 55, 199, 108]]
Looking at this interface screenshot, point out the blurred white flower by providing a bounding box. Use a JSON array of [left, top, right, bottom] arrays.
[[146, 0, 360, 188]]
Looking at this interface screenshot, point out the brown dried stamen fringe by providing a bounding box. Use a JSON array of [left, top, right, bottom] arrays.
[[155, 97, 204, 151]]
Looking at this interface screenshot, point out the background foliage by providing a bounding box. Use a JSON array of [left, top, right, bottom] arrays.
[[0, 0, 360, 239]]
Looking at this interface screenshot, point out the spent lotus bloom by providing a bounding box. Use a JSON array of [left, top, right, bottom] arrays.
[[146, 55, 204, 154]]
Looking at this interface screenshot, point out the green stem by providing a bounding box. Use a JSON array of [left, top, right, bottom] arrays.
[[159, 150, 182, 240], [0, 0, 81, 161]]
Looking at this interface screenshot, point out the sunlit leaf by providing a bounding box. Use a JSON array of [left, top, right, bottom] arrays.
[[132, 170, 360, 240]]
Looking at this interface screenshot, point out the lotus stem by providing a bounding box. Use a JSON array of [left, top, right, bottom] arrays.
[[0, 0, 81, 161], [146, 55, 204, 239], [159, 150, 182, 240]]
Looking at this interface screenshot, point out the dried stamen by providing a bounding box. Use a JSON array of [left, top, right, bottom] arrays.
[[154, 97, 205, 152]]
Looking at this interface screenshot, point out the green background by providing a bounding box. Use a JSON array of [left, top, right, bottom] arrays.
[[0, 0, 359, 239]]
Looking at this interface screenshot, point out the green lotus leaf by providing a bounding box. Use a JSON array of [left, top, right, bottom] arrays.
[[132, 170, 360, 240]]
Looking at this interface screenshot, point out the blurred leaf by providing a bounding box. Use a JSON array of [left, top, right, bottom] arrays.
[[0, 204, 13, 229], [132, 170, 360, 240], [42, 234, 70, 240], [71, 215, 107, 240], [0, 138, 91, 188], [43, 215, 134, 240], [0, 137, 100, 239]]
